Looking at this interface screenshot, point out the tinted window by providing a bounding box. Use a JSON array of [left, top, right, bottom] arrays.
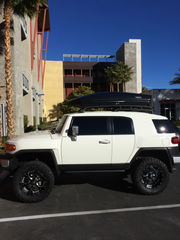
[[113, 117, 134, 135], [71, 117, 108, 135], [153, 120, 178, 133]]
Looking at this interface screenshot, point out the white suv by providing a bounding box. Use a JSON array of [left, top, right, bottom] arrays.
[[0, 111, 180, 202]]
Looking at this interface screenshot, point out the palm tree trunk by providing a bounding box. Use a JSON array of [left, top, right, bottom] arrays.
[[4, 0, 15, 137], [110, 83, 112, 92], [122, 82, 126, 92], [0, 91, 1, 147], [0, 115, 2, 148], [117, 83, 120, 92], [110, 83, 114, 92]]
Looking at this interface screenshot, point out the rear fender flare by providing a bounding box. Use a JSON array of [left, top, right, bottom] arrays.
[[130, 148, 174, 173]]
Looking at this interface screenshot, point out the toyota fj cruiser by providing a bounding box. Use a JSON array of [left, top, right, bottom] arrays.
[[0, 111, 180, 202]]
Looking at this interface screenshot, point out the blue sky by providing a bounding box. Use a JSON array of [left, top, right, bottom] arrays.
[[47, 0, 180, 89]]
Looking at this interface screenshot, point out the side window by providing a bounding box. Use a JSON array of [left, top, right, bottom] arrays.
[[71, 117, 109, 135], [153, 120, 178, 134], [112, 117, 134, 135]]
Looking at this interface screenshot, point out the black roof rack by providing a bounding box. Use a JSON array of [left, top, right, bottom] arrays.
[[69, 92, 152, 113]]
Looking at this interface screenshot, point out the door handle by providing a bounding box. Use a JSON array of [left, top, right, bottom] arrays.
[[99, 140, 110, 144]]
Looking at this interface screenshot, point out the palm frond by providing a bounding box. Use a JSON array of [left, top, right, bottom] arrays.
[[12, 0, 48, 17], [170, 77, 180, 85], [104, 61, 133, 87], [170, 69, 180, 85]]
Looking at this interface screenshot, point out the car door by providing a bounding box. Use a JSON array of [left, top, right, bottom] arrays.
[[61, 116, 112, 165], [111, 117, 135, 163]]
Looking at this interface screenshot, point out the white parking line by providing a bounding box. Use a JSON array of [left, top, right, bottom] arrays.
[[0, 203, 180, 223]]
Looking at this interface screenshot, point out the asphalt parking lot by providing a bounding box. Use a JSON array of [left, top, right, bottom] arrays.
[[0, 165, 180, 240]]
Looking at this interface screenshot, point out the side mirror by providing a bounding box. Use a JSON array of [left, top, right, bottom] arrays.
[[71, 126, 79, 141], [50, 128, 56, 134]]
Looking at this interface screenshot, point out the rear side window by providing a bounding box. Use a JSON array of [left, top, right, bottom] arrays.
[[71, 117, 109, 135], [153, 120, 178, 133], [112, 117, 134, 135]]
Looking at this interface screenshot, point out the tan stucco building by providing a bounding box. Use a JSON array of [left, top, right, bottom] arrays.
[[0, 3, 50, 135], [43, 61, 64, 120]]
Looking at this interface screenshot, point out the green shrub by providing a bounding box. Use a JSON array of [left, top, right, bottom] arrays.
[[24, 115, 28, 128]]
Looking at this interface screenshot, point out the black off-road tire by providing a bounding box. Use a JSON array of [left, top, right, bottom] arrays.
[[132, 157, 169, 195], [13, 161, 54, 203]]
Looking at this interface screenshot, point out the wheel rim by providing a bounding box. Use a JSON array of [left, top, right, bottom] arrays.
[[141, 164, 163, 189], [19, 169, 48, 196]]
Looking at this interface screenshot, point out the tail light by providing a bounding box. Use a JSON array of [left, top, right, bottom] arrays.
[[171, 137, 179, 144]]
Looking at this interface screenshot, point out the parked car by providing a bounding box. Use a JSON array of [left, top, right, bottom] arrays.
[[0, 110, 180, 202]]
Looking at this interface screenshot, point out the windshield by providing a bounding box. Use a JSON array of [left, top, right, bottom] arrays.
[[55, 115, 68, 134]]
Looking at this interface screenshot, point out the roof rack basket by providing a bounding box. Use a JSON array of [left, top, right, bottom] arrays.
[[69, 92, 152, 113]]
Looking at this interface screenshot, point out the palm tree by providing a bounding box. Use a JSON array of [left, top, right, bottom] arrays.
[[0, 97, 1, 147], [48, 104, 62, 121], [170, 68, 180, 85], [0, 0, 47, 138], [105, 61, 133, 92], [115, 61, 133, 92], [104, 65, 117, 92]]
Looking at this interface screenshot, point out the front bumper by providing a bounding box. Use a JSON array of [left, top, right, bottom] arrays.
[[0, 152, 14, 182], [0, 152, 13, 167], [0, 168, 10, 182]]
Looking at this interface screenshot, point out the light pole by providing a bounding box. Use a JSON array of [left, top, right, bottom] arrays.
[[35, 91, 44, 131]]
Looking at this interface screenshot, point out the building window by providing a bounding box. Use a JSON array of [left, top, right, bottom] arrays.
[[83, 83, 91, 87], [64, 69, 73, 76], [82, 69, 90, 77], [74, 69, 81, 77], [22, 73, 29, 96], [160, 102, 175, 120], [20, 17, 27, 41]]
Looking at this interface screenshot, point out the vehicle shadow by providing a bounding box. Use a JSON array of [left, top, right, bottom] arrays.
[[57, 172, 137, 194], [0, 178, 17, 202], [0, 172, 136, 202]]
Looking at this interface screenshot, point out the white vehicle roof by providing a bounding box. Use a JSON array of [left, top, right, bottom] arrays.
[[66, 111, 167, 120]]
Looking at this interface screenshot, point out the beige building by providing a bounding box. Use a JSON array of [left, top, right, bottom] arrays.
[[43, 39, 142, 120], [0, 3, 50, 135], [43, 61, 64, 120], [116, 39, 142, 93]]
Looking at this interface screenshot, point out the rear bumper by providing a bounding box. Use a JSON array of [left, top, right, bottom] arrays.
[[173, 156, 180, 164], [168, 147, 180, 165]]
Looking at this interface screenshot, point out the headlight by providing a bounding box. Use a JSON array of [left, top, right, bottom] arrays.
[[5, 143, 16, 151]]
